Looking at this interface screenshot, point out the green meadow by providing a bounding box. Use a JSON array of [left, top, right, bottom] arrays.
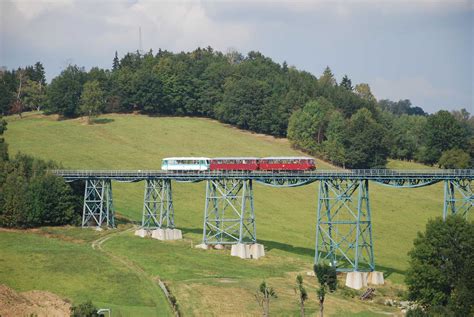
[[1, 112, 445, 316]]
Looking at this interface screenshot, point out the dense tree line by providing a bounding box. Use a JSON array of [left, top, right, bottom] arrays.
[[0, 48, 472, 168], [0, 123, 82, 228], [0, 62, 46, 116]]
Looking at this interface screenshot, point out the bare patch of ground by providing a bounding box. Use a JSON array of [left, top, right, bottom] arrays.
[[0, 284, 71, 317], [174, 282, 255, 316]]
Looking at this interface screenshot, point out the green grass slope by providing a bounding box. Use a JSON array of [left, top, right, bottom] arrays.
[[0, 228, 172, 316], [1, 112, 445, 316]]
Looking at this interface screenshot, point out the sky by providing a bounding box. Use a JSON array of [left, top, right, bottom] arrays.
[[0, 0, 472, 113]]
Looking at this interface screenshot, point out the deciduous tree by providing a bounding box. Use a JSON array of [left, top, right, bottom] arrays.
[[438, 149, 471, 168], [22, 79, 46, 111], [287, 98, 335, 154], [80, 80, 105, 123], [343, 108, 389, 168], [354, 83, 376, 103], [421, 111, 468, 165], [406, 216, 474, 316], [46, 65, 86, 117]]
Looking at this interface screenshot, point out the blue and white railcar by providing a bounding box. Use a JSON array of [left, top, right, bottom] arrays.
[[161, 157, 210, 171]]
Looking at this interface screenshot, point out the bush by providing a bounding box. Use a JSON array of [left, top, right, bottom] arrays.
[[406, 307, 426, 317], [313, 263, 337, 292], [70, 300, 98, 317]]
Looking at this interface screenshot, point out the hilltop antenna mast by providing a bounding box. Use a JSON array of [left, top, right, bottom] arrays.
[[139, 26, 143, 54]]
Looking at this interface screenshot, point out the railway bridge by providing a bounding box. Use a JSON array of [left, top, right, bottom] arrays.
[[53, 169, 473, 276]]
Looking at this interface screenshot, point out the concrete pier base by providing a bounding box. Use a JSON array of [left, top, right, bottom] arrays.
[[345, 271, 368, 290], [214, 244, 225, 250], [151, 229, 165, 240], [172, 229, 183, 240], [134, 229, 149, 238], [230, 243, 265, 259], [231, 244, 249, 259], [249, 244, 265, 259], [150, 228, 183, 241], [368, 271, 384, 285]]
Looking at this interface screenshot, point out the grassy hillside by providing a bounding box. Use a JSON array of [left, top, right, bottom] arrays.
[[1, 112, 446, 316], [0, 227, 172, 316]]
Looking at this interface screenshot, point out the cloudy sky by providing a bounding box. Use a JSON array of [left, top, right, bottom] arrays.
[[1, 0, 472, 113]]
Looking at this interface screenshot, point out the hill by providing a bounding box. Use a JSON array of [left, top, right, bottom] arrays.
[[1, 112, 445, 316]]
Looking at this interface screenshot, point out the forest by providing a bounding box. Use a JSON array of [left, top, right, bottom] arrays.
[[0, 47, 472, 169]]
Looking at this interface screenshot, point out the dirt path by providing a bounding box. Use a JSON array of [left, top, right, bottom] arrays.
[[90, 226, 176, 316]]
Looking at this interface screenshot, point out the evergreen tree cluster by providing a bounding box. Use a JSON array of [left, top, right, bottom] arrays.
[[0, 128, 82, 228], [1, 48, 472, 168]]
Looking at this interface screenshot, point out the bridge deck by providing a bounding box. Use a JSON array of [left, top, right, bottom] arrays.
[[53, 169, 473, 182]]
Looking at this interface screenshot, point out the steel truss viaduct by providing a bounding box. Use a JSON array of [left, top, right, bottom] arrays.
[[54, 169, 473, 272]]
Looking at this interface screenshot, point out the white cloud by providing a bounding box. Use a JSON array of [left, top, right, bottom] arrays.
[[2, 0, 253, 57], [10, 0, 73, 20]]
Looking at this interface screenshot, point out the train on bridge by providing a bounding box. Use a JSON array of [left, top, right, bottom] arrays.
[[161, 157, 316, 171]]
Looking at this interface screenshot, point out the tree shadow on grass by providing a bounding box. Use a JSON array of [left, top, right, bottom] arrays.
[[91, 118, 115, 124], [180, 227, 204, 236], [114, 213, 138, 226], [259, 239, 405, 278], [176, 228, 405, 278]]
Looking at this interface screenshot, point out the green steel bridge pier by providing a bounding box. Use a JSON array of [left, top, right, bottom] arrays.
[[53, 169, 473, 289]]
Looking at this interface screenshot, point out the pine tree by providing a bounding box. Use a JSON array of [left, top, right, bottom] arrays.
[[112, 51, 120, 71], [319, 66, 337, 87], [340, 75, 352, 90], [33, 62, 46, 86]]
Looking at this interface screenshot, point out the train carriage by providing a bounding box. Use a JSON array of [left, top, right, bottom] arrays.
[[160, 156, 316, 172], [259, 157, 316, 171], [210, 157, 259, 171], [161, 157, 210, 171]]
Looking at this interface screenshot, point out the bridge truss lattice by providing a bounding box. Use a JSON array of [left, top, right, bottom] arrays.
[[203, 179, 256, 245], [82, 179, 115, 228], [142, 179, 175, 229], [57, 169, 473, 272]]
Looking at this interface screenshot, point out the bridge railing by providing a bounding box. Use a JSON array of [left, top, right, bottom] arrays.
[[51, 169, 473, 179]]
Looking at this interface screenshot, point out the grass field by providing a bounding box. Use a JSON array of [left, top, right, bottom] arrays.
[[0, 112, 446, 316]]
